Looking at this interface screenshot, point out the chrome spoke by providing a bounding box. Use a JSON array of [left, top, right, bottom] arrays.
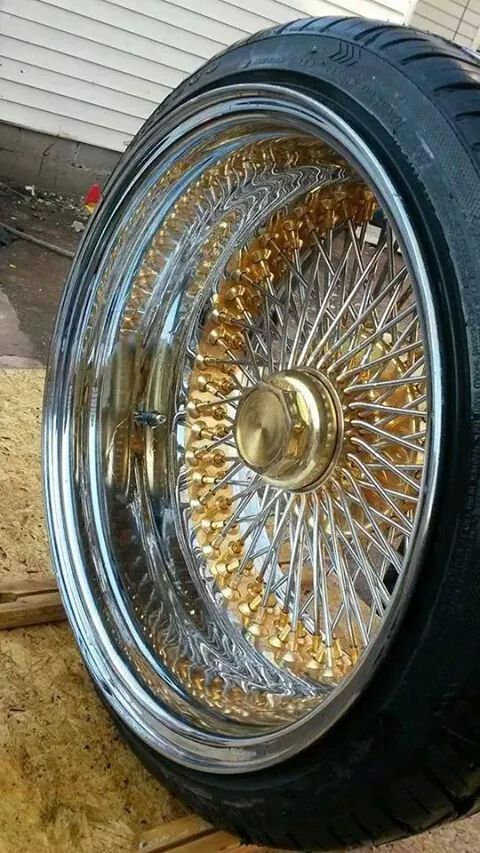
[[180, 167, 429, 689], [305, 238, 388, 367], [327, 301, 416, 373], [296, 239, 353, 364], [324, 265, 409, 366], [340, 470, 403, 572], [349, 437, 421, 493], [332, 480, 390, 612], [344, 374, 427, 394], [346, 455, 413, 534], [351, 421, 425, 455], [337, 339, 422, 382], [282, 497, 306, 630]]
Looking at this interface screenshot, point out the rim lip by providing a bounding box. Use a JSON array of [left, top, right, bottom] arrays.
[[43, 83, 443, 774]]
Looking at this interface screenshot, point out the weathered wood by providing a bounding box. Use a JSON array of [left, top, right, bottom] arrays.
[[0, 576, 65, 629], [137, 815, 266, 853]]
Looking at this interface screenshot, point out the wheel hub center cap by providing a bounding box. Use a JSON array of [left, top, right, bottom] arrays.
[[234, 369, 341, 491]]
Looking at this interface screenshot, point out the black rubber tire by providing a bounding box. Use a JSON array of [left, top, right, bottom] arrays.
[[98, 17, 480, 851]]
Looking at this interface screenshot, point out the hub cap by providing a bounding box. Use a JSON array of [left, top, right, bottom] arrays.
[[43, 87, 442, 772], [233, 369, 340, 490]]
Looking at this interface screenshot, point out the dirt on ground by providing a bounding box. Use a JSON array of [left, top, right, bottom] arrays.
[[0, 181, 83, 363], [0, 181, 479, 852]]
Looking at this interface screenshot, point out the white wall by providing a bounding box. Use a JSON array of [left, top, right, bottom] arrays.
[[408, 0, 480, 47], [0, 0, 408, 153]]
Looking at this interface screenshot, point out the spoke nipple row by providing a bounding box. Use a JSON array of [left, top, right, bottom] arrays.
[[196, 374, 235, 395], [190, 421, 230, 440], [187, 399, 226, 420]]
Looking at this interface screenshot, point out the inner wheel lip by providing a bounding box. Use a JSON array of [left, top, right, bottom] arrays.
[[42, 83, 443, 773]]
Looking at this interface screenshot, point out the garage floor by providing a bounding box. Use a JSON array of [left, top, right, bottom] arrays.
[[0, 183, 479, 852]]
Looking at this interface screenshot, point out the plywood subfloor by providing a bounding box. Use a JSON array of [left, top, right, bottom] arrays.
[[0, 369, 184, 853], [0, 369, 50, 581], [2, 367, 480, 853]]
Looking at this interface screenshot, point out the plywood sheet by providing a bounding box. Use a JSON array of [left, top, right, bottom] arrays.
[[0, 368, 184, 853]]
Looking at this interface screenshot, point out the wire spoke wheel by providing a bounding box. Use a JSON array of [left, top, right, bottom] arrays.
[[43, 87, 438, 771], [53, 8, 480, 850], [45, 19, 480, 846], [180, 176, 426, 687], [44, 91, 440, 771]]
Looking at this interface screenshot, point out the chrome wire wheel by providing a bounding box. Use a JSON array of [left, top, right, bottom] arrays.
[[43, 85, 442, 773]]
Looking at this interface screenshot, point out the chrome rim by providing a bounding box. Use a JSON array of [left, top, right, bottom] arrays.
[[43, 85, 442, 773]]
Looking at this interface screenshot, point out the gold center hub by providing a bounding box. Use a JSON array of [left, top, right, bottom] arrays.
[[234, 369, 340, 491]]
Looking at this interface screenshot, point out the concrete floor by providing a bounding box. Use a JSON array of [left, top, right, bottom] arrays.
[[0, 182, 479, 852]]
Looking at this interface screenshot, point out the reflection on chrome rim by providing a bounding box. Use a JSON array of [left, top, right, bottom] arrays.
[[43, 85, 442, 773]]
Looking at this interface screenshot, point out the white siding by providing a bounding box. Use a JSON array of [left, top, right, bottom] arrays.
[[409, 0, 480, 48], [0, 0, 407, 153]]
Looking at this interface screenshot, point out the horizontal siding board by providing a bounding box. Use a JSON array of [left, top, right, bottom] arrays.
[[463, 6, 480, 25], [2, 15, 187, 91], [439, 0, 469, 13], [411, 13, 456, 35], [273, 0, 403, 19], [147, 0, 277, 31], [458, 18, 478, 35], [5, 0, 202, 73], [0, 37, 170, 105], [223, 0, 402, 23], [0, 56, 155, 120], [414, 0, 466, 28], [38, 0, 231, 57], [453, 31, 473, 43], [414, 0, 466, 15], [0, 0, 410, 153], [0, 79, 141, 135], [213, 0, 306, 24], [411, 0, 480, 44], [105, 0, 250, 43]]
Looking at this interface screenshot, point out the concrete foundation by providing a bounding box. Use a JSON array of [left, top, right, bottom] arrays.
[[0, 122, 120, 195]]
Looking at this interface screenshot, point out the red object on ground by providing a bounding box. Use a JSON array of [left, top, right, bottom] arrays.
[[84, 183, 102, 213]]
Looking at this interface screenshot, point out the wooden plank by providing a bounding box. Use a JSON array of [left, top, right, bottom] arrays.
[[138, 815, 213, 852], [163, 833, 263, 852], [137, 815, 266, 853], [0, 576, 65, 629]]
